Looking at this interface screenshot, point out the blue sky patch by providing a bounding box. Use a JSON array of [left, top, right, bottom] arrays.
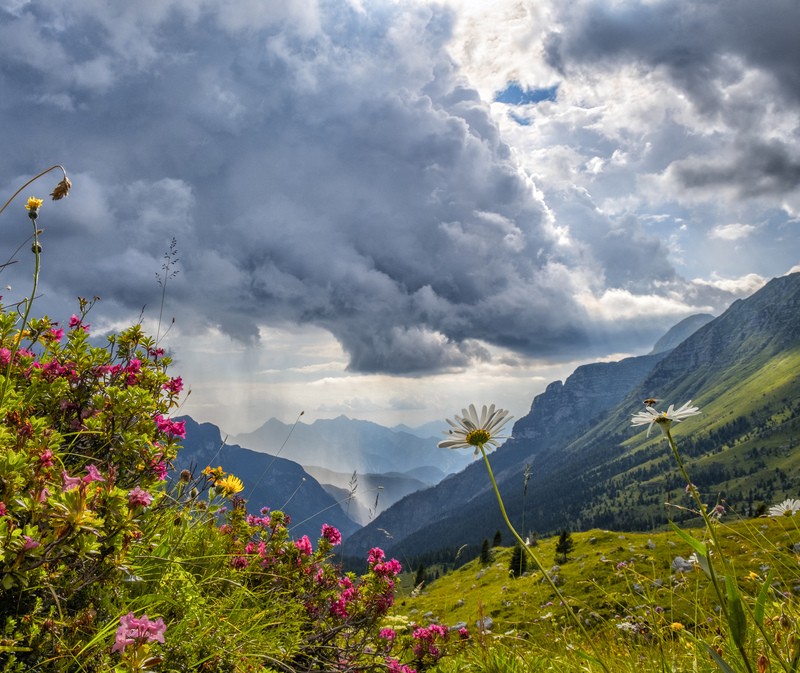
[[494, 82, 559, 105]]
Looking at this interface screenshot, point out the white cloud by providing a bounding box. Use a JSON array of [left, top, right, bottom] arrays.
[[709, 223, 757, 241]]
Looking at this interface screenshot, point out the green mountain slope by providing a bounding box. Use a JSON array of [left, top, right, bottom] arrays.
[[346, 272, 800, 565]]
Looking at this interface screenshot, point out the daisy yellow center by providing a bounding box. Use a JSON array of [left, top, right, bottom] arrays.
[[466, 429, 491, 447]]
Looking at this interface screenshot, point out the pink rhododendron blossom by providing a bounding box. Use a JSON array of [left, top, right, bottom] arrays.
[[62, 471, 82, 491], [295, 535, 313, 556], [22, 536, 40, 550], [368, 547, 385, 564], [111, 612, 166, 654], [37, 488, 50, 503], [68, 314, 81, 328], [128, 486, 153, 508], [39, 449, 54, 467], [230, 556, 248, 569], [48, 327, 64, 341], [0, 348, 11, 366], [386, 658, 416, 673], [150, 459, 168, 481], [154, 414, 186, 438], [379, 628, 396, 641], [321, 524, 342, 546], [0, 502, 6, 516], [83, 464, 105, 484], [163, 376, 183, 394]]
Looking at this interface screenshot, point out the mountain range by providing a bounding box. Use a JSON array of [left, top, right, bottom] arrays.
[[343, 272, 800, 564]]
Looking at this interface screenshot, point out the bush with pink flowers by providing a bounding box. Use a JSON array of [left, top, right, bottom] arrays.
[[0, 169, 453, 673]]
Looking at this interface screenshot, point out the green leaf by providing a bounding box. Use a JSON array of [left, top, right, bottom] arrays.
[[754, 569, 773, 627], [669, 521, 707, 557], [725, 574, 748, 651]]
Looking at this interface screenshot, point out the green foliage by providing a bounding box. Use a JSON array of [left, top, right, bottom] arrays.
[[554, 529, 574, 564], [480, 539, 490, 566], [508, 543, 526, 578]]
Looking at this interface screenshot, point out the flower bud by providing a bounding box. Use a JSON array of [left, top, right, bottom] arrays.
[[31, 242, 42, 254]]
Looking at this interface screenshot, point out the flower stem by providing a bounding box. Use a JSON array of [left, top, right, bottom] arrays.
[[479, 445, 611, 673]]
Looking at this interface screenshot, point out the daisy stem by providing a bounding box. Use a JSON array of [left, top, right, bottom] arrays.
[[479, 445, 611, 673], [665, 429, 764, 673]]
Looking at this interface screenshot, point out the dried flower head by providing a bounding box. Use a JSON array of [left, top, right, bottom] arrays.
[[50, 175, 72, 200]]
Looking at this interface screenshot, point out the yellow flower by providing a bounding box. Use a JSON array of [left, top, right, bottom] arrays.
[[202, 465, 225, 482], [670, 622, 685, 631], [216, 474, 244, 497], [25, 196, 44, 211]]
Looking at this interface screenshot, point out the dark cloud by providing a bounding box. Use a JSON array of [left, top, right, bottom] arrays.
[[0, 0, 774, 377]]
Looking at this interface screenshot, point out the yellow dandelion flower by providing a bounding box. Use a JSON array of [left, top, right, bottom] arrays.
[[25, 196, 44, 211], [216, 474, 244, 497], [670, 622, 685, 631]]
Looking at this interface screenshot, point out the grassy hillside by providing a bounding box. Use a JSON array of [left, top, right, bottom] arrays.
[[391, 516, 800, 672]]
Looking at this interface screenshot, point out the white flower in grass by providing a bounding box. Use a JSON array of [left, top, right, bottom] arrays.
[[439, 404, 512, 456], [768, 498, 800, 517], [631, 400, 701, 437]]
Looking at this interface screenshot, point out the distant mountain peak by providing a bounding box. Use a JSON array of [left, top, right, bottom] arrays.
[[649, 313, 715, 354]]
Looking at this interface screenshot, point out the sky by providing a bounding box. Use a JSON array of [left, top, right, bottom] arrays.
[[1, 0, 798, 435]]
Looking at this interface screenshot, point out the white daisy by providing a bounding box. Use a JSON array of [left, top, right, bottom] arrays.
[[438, 404, 512, 456], [631, 400, 701, 437], [768, 498, 800, 517]]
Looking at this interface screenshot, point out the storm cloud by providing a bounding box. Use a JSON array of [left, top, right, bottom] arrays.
[[0, 0, 796, 380]]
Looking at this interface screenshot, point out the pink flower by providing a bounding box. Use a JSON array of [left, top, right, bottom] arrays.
[[37, 488, 50, 503], [68, 314, 81, 328], [0, 348, 11, 366], [154, 415, 186, 439], [0, 502, 6, 516], [22, 535, 40, 550], [62, 471, 82, 491], [39, 449, 55, 468], [128, 486, 153, 508], [150, 459, 168, 481], [368, 547, 385, 565], [379, 628, 396, 641], [48, 327, 64, 341], [295, 535, 313, 556], [111, 612, 166, 654], [231, 556, 249, 569], [163, 376, 183, 394], [321, 524, 342, 546], [83, 464, 105, 484]]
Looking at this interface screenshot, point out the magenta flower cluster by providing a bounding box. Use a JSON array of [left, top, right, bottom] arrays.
[[111, 612, 166, 654]]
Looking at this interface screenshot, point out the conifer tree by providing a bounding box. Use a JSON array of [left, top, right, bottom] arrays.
[[492, 530, 502, 547], [509, 542, 527, 578], [555, 529, 574, 564], [480, 538, 491, 565]]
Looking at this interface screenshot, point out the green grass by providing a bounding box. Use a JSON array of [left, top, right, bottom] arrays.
[[393, 517, 800, 672]]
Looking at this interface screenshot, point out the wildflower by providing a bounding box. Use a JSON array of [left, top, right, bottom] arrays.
[[631, 400, 701, 437], [0, 502, 6, 516], [438, 404, 512, 456], [111, 612, 166, 654], [68, 315, 82, 329], [321, 523, 342, 546], [379, 627, 397, 641], [768, 498, 800, 517], [39, 449, 55, 468], [154, 414, 186, 438], [25, 196, 44, 212], [215, 474, 244, 497], [83, 464, 105, 484], [128, 486, 153, 508], [62, 471, 82, 491], [22, 535, 40, 550], [710, 504, 725, 519], [295, 535, 313, 556], [670, 622, 685, 631], [163, 376, 183, 394]]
